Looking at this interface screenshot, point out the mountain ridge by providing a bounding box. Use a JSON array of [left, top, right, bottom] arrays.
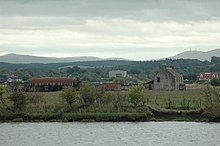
[[0, 53, 130, 64], [170, 48, 220, 61], [1, 48, 220, 63]]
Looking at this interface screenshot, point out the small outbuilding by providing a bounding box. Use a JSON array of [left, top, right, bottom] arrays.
[[144, 80, 154, 90]]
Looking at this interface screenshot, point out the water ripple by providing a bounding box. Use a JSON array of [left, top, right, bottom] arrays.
[[0, 122, 220, 146]]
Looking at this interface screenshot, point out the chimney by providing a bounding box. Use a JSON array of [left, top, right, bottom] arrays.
[[161, 63, 167, 70]]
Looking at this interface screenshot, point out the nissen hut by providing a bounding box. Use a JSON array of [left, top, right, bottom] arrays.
[[29, 77, 81, 92]]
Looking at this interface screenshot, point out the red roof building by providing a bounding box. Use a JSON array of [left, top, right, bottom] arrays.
[[30, 77, 78, 86], [102, 83, 121, 91], [29, 77, 80, 92]]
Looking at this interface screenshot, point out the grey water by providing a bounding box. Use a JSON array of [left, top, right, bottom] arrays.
[[0, 122, 219, 146]]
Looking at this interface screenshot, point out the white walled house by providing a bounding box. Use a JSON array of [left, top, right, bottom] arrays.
[[109, 70, 127, 78]]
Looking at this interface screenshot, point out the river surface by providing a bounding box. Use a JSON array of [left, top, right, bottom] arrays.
[[0, 122, 219, 146]]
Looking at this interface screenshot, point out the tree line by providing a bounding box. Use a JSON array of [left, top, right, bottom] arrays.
[[0, 57, 219, 83]]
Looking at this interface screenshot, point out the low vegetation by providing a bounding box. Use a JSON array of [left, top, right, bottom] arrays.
[[211, 78, 220, 86], [0, 84, 220, 122]]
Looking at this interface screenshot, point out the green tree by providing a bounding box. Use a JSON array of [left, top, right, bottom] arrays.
[[21, 73, 32, 81], [94, 86, 105, 105], [66, 66, 80, 74], [60, 86, 79, 108], [128, 85, 146, 108], [8, 91, 27, 113], [80, 82, 95, 106], [0, 86, 7, 104]]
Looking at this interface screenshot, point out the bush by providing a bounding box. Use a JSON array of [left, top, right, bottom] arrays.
[[8, 92, 27, 113], [60, 86, 80, 109], [203, 102, 220, 118], [211, 78, 220, 86], [80, 83, 96, 106], [0, 86, 8, 104], [128, 85, 146, 108], [0, 113, 18, 121], [27, 92, 43, 104]]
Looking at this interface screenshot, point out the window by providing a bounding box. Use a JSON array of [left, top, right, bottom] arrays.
[[180, 77, 183, 82], [116, 74, 122, 77], [157, 77, 160, 82]]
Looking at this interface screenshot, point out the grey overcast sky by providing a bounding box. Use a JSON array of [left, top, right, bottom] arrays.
[[0, 0, 220, 60]]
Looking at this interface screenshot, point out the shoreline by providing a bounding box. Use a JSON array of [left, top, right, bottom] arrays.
[[0, 111, 219, 123]]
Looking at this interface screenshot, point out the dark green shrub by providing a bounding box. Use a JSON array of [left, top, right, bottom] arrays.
[[211, 78, 220, 86], [203, 102, 220, 118], [8, 92, 27, 113]]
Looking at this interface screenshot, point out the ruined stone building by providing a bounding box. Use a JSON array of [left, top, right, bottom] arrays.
[[153, 66, 185, 90]]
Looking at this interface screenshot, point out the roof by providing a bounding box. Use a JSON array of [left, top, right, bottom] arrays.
[[199, 72, 218, 79], [31, 77, 78, 83], [146, 80, 154, 84], [166, 68, 183, 77], [103, 83, 121, 89]]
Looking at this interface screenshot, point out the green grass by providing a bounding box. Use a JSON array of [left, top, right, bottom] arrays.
[[1, 87, 218, 113], [1, 85, 220, 122], [27, 87, 220, 113], [145, 89, 204, 109], [145, 87, 220, 110], [26, 91, 66, 113]]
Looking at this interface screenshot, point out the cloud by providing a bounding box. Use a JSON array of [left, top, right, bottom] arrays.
[[1, 18, 220, 59], [0, 0, 220, 60], [0, 0, 220, 21]]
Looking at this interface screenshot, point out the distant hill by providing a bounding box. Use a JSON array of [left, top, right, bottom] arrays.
[[0, 53, 129, 64], [0, 60, 134, 70], [0, 58, 215, 81], [170, 48, 220, 61]]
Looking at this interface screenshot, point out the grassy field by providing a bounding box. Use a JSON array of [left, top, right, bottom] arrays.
[[29, 86, 220, 112], [145, 89, 203, 109], [147, 84, 220, 109], [1, 84, 220, 113], [1, 84, 220, 122]]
